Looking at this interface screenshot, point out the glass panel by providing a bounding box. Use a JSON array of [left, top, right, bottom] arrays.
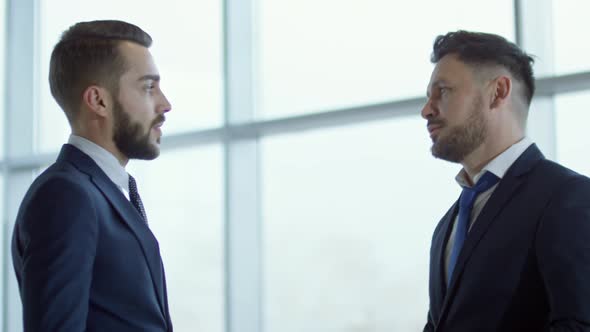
[[38, 0, 223, 152], [127, 145, 224, 332], [258, 0, 514, 118], [0, 0, 6, 159], [0, 174, 3, 226], [555, 91, 590, 176], [553, 1, 590, 75], [262, 116, 460, 331]]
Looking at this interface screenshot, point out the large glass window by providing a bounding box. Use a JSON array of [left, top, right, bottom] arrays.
[[0, 173, 5, 320], [553, 1, 590, 75], [555, 91, 590, 177], [0, 0, 6, 159], [127, 145, 224, 332], [258, 0, 514, 118], [0, 174, 3, 234], [38, 0, 223, 152], [262, 116, 460, 331], [4, 1, 590, 331]]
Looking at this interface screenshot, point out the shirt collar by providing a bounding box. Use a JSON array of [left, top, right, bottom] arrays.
[[455, 137, 534, 188], [68, 134, 130, 192]]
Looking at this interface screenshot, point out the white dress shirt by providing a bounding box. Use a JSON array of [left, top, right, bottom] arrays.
[[68, 135, 131, 200]]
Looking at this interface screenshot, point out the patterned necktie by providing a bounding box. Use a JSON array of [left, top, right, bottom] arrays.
[[447, 171, 500, 285], [128, 174, 148, 223]]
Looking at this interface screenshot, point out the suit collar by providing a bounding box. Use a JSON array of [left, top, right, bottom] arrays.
[[455, 137, 534, 187], [57, 144, 168, 321], [437, 144, 544, 326], [484, 137, 534, 179], [505, 143, 544, 177], [67, 135, 129, 192]]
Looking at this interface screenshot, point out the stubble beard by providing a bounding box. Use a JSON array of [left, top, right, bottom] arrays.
[[431, 96, 487, 163], [112, 99, 162, 160]]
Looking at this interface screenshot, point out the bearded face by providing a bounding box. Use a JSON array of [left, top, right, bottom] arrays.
[[430, 94, 487, 163], [112, 97, 164, 160]]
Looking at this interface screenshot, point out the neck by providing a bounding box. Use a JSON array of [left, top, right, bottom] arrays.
[[72, 129, 129, 167], [461, 134, 524, 181]]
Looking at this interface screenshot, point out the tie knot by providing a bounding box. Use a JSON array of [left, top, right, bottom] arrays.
[[469, 171, 500, 194], [459, 171, 500, 207]]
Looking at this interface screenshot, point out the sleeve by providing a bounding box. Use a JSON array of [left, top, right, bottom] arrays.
[[536, 177, 590, 331], [17, 175, 99, 332]]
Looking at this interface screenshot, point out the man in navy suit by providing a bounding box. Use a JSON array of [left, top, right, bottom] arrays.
[[12, 20, 173, 331], [422, 30, 590, 331]]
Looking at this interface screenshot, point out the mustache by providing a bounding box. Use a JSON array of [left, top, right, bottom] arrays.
[[151, 115, 166, 127], [427, 119, 446, 127]]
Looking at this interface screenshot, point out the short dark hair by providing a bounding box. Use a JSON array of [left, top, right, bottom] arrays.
[[431, 30, 535, 106], [49, 20, 152, 123]]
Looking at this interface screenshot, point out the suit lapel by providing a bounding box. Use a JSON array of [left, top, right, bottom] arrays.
[[91, 175, 167, 315], [58, 145, 167, 319], [438, 144, 545, 323], [431, 202, 458, 323]]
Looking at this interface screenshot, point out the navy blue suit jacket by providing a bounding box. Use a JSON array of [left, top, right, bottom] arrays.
[[425, 144, 590, 332], [12, 144, 173, 331]]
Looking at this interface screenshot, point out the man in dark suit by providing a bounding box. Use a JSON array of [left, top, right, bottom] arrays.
[[12, 20, 173, 331], [421, 30, 590, 331]]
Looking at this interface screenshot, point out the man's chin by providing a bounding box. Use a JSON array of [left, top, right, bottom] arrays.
[[131, 151, 160, 161], [431, 142, 461, 163], [144, 143, 161, 160], [122, 142, 161, 161]]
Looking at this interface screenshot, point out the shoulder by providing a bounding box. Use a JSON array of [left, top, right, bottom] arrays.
[[28, 162, 92, 199], [15, 163, 102, 250], [534, 159, 590, 196], [17, 161, 99, 225], [537, 158, 586, 178]]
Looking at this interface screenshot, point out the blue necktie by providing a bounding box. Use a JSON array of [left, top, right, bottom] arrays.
[[129, 174, 148, 223], [447, 171, 500, 285]]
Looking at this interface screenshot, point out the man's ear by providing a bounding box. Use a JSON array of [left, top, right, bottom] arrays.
[[81, 85, 111, 117], [490, 76, 511, 109]]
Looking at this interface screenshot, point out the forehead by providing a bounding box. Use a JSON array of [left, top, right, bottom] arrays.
[[429, 54, 475, 86], [118, 41, 158, 79]]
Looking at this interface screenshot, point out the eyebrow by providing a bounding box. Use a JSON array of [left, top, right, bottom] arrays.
[[137, 74, 160, 82]]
